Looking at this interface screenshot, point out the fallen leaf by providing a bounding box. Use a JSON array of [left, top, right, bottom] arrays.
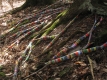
[[74, 61, 87, 67]]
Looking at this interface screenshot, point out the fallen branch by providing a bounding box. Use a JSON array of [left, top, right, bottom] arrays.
[[25, 39, 107, 79], [83, 16, 103, 49], [39, 14, 79, 57], [22, 35, 57, 65], [46, 42, 107, 64], [53, 16, 103, 59], [28, 9, 68, 40], [7, 22, 46, 49]]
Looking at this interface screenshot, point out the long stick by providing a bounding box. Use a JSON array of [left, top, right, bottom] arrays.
[[22, 35, 57, 65], [83, 16, 103, 49], [0, 1, 65, 40], [14, 0, 62, 27], [25, 40, 107, 79], [8, 22, 46, 49], [46, 42, 107, 64], [42, 15, 78, 54], [53, 17, 103, 59]]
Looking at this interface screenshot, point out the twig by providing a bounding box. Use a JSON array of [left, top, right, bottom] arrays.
[[83, 16, 97, 79], [83, 15, 97, 49], [87, 55, 95, 80], [13, 0, 62, 26]]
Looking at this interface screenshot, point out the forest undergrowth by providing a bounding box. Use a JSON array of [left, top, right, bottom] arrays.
[[0, 1, 107, 80]]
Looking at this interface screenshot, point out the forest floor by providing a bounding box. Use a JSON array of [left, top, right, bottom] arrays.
[[0, 0, 25, 16], [0, 2, 107, 80]]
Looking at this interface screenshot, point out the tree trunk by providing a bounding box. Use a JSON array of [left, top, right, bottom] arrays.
[[11, 0, 55, 14], [69, 0, 107, 15], [40, 0, 107, 55], [23, 0, 55, 7], [58, 0, 107, 22]]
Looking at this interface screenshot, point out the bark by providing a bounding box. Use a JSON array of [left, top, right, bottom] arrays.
[[11, 0, 107, 15], [11, 0, 55, 14], [60, 0, 107, 21], [23, 0, 55, 7], [67, 0, 107, 18]]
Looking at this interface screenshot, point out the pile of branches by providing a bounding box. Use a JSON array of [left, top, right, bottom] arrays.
[[0, 1, 107, 80], [0, 1, 71, 79]]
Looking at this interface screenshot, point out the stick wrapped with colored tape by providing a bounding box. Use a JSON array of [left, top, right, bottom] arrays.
[[53, 17, 103, 59], [46, 42, 107, 65]]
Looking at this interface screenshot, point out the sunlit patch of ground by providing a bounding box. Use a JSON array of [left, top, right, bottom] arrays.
[[0, 0, 25, 16], [0, 47, 12, 66], [0, 2, 45, 78], [0, 0, 25, 68], [0, 0, 25, 66]]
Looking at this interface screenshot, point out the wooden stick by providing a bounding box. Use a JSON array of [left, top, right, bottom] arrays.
[[40, 15, 78, 57]]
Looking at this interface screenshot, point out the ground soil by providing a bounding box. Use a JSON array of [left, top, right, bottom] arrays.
[[0, 4, 107, 80]]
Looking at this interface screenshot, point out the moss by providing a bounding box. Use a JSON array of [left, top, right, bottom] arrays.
[[80, 0, 107, 15], [0, 72, 6, 77], [42, 19, 61, 37], [41, 9, 68, 37], [55, 9, 68, 20]]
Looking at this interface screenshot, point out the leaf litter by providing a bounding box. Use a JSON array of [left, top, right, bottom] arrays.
[[0, 1, 107, 80]]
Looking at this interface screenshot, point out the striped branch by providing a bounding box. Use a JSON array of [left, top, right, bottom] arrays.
[[41, 15, 79, 56], [53, 17, 103, 59], [46, 42, 107, 64]]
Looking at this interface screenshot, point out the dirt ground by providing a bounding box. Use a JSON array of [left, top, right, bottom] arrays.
[[0, 0, 25, 16], [0, 2, 107, 80]]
